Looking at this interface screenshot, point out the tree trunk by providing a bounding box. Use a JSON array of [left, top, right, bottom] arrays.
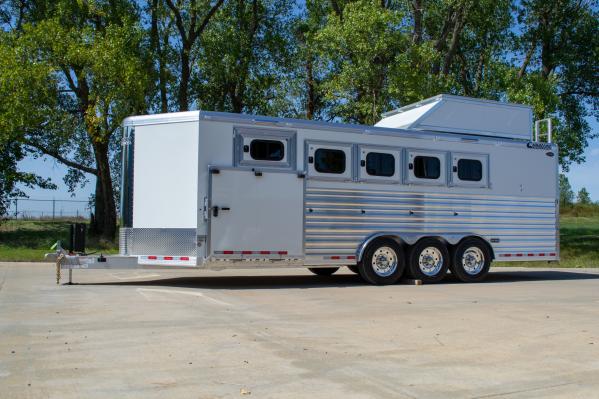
[[179, 45, 191, 111], [517, 42, 536, 79], [442, 7, 467, 75], [92, 142, 117, 240], [330, 0, 343, 20], [150, 0, 169, 112], [305, 52, 315, 120], [411, 0, 423, 44], [432, 8, 455, 74]]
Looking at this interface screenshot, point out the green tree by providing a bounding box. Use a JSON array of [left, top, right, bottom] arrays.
[[0, 1, 151, 237], [194, 0, 296, 115], [315, 1, 409, 124], [577, 187, 592, 205], [512, 0, 599, 169], [157, 0, 226, 111], [0, 141, 56, 219], [289, 0, 331, 120], [559, 173, 574, 206]]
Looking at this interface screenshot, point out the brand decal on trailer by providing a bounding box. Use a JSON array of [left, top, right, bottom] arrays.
[[526, 142, 552, 150]]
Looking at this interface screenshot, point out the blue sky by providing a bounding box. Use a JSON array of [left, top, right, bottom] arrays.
[[14, 117, 599, 212]]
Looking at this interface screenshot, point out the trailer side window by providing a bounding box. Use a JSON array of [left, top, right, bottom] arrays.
[[234, 127, 296, 169], [457, 159, 482, 181], [249, 139, 284, 161], [366, 152, 395, 177], [413, 156, 440, 179], [315, 148, 346, 174]]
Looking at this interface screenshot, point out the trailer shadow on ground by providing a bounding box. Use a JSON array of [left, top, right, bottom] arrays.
[[73, 269, 599, 290]]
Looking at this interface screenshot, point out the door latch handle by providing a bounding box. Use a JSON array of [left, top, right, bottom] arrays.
[[213, 206, 230, 217]]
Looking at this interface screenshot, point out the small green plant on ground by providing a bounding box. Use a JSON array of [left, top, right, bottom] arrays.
[[0, 219, 118, 262]]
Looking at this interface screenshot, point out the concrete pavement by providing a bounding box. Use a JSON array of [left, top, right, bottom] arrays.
[[1, 263, 599, 398]]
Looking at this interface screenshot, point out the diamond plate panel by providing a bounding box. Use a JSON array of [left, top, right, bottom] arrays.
[[119, 228, 197, 256]]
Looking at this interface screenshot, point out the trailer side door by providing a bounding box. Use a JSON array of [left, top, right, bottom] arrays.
[[209, 169, 303, 259]]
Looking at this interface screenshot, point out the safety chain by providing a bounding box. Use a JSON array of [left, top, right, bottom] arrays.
[[56, 253, 65, 285]]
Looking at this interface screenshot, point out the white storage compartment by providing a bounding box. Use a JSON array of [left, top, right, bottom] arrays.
[[376, 94, 533, 141]]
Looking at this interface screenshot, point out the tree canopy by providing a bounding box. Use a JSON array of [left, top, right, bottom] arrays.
[[1, 0, 597, 236]]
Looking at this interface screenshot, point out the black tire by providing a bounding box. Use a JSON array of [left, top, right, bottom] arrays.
[[358, 238, 405, 285], [450, 238, 492, 283], [407, 238, 450, 283], [308, 267, 339, 276], [347, 265, 359, 274]]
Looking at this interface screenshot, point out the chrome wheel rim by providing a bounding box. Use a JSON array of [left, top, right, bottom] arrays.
[[418, 247, 444, 276], [371, 247, 398, 277], [462, 247, 485, 275]]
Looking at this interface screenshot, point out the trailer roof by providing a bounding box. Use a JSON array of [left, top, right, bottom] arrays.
[[122, 99, 547, 148]]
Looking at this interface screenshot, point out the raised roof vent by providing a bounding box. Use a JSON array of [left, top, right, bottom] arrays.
[[375, 94, 533, 141]]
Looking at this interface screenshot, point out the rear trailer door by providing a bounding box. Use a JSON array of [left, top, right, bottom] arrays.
[[209, 169, 303, 259]]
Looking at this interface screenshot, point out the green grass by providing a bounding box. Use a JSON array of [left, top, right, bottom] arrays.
[[1, 217, 598, 266], [0, 219, 118, 262]]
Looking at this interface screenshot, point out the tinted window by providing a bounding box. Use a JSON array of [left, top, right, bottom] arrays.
[[250, 139, 284, 161], [457, 159, 482, 181], [413, 156, 440, 179], [315, 148, 346, 174], [366, 152, 395, 177]]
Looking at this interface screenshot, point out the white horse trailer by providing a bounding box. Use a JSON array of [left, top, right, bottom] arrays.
[[50, 95, 559, 285]]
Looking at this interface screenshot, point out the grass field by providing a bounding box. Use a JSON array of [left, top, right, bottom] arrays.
[[0, 219, 118, 262], [0, 217, 598, 267]]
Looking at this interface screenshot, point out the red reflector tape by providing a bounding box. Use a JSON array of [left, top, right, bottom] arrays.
[[148, 255, 157, 260], [516, 254, 523, 257], [528, 253, 534, 257], [223, 251, 234, 255], [330, 256, 341, 260], [347, 255, 356, 260], [180, 256, 189, 261], [549, 253, 556, 256], [164, 256, 173, 260], [260, 251, 271, 255], [538, 253, 545, 256], [278, 251, 288, 255], [503, 254, 512, 257], [242, 251, 253, 255]]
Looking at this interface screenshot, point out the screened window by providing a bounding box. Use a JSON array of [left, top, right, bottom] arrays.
[[413, 156, 440, 179], [366, 152, 395, 177], [457, 159, 482, 181], [315, 148, 346, 174], [249, 139, 284, 161]]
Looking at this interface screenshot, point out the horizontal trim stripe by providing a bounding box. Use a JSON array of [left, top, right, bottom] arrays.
[[306, 207, 556, 217], [307, 187, 554, 202]]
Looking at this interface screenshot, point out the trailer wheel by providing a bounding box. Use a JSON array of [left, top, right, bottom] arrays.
[[358, 238, 405, 285], [308, 267, 339, 276], [407, 238, 450, 283], [450, 238, 491, 283], [347, 265, 359, 274]]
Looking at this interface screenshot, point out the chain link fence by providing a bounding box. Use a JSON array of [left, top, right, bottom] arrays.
[[6, 198, 92, 220]]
